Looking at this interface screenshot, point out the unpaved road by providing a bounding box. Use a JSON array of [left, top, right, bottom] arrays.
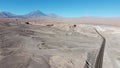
[[95, 26, 120, 68], [94, 28, 106, 68]]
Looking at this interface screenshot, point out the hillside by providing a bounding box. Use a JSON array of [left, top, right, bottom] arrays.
[[0, 18, 120, 68]]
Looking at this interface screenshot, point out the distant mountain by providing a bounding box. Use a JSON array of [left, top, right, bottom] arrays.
[[0, 10, 59, 18], [0, 12, 16, 18], [24, 10, 47, 18]]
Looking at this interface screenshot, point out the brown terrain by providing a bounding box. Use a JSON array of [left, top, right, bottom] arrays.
[[0, 18, 120, 68]]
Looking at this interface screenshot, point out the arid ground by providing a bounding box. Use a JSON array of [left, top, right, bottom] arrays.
[[0, 18, 120, 68]]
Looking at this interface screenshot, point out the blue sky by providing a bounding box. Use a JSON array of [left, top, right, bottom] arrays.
[[0, 0, 120, 17]]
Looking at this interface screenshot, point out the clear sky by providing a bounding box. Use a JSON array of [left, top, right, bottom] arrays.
[[0, 0, 120, 17]]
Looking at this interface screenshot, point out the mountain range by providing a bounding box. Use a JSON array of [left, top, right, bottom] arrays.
[[0, 10, 58, 18]]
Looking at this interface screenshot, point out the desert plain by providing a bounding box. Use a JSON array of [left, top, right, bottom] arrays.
[[0, 18, 120, 68]]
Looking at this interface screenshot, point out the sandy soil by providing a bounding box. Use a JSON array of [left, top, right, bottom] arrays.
[[0, 18, 120, 68]]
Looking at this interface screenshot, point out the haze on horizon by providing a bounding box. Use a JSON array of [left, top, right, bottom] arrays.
[[0, 0, 120, 17]]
